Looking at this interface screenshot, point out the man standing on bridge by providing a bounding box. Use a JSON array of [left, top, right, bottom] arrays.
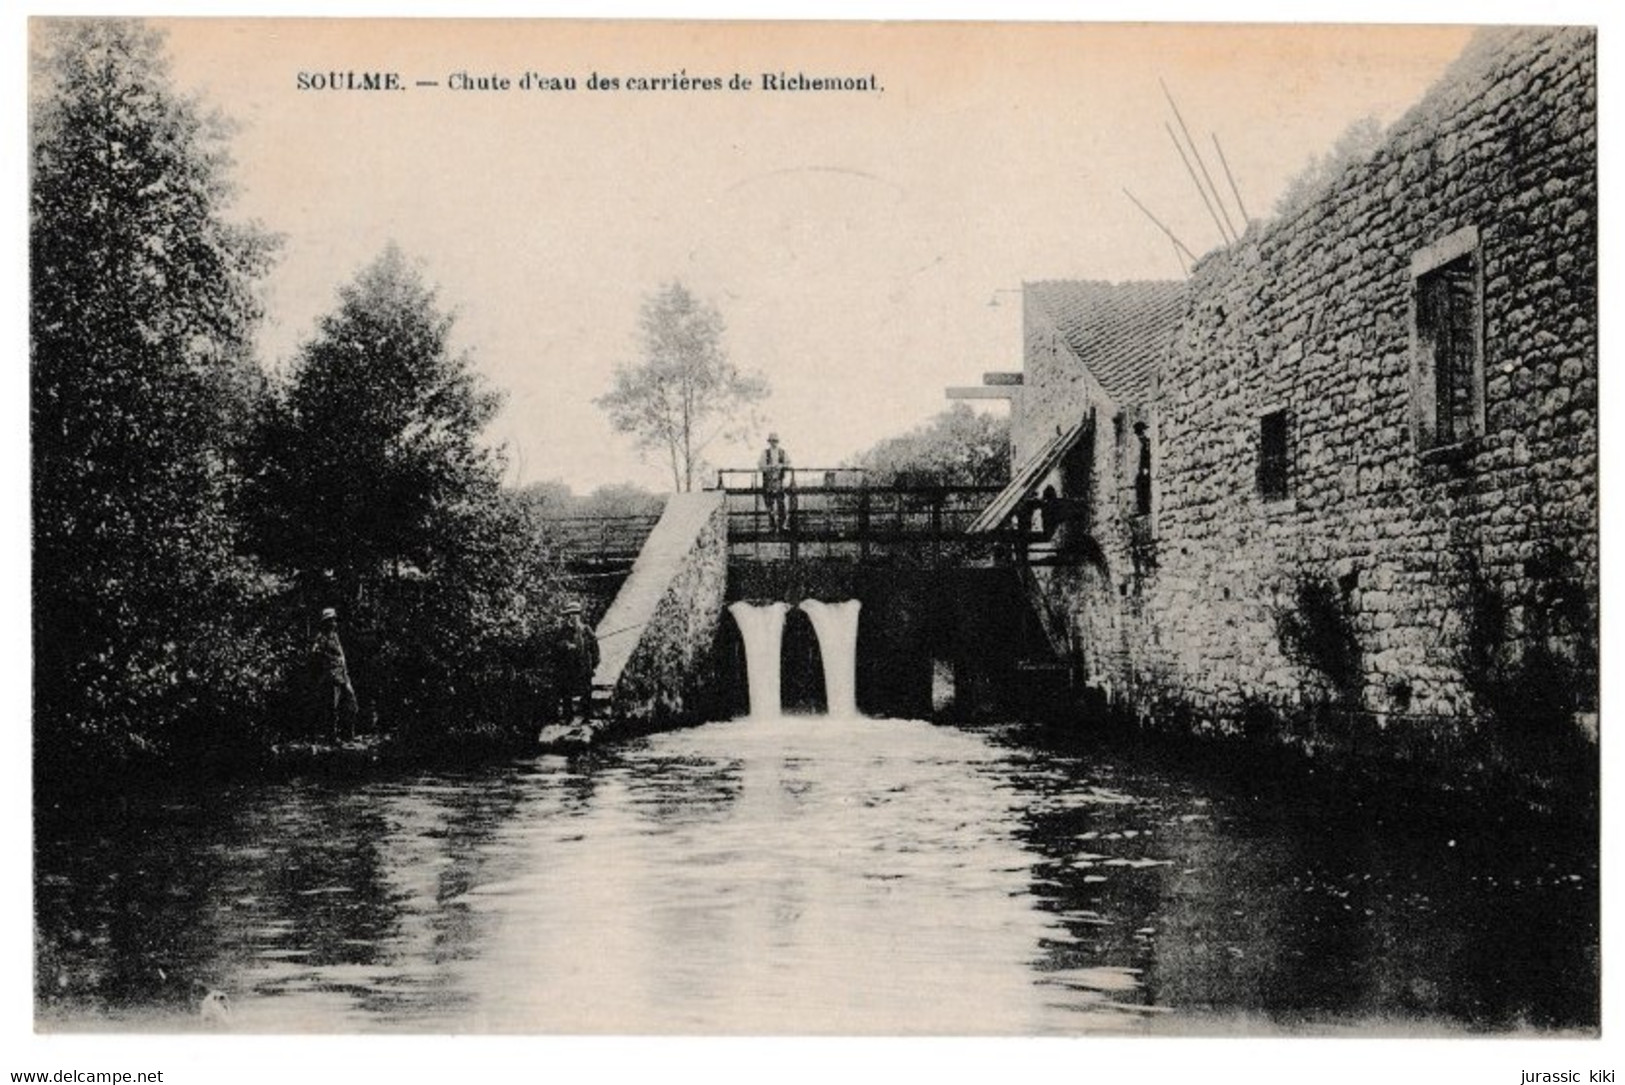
[[554, 599, 600, 720], [759, 431, 793, 533]]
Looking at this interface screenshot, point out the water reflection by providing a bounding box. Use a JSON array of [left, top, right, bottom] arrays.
[[992, 740, 1599, 1033], [35, 716, 1597, 1034]]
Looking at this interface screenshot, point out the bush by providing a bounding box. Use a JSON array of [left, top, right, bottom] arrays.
[[1456, 545, 1595, 757], [1275, 574, 1363, 705]]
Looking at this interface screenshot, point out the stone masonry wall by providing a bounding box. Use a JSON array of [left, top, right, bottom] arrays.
[[1015, 294, 1147, 689], [1129, 27, 1596, 739], [1014, 295, 1110, 465], [606, 496, 729, 730]]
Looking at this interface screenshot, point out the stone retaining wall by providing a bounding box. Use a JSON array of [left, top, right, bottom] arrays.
[[597, 493, 729, 730]]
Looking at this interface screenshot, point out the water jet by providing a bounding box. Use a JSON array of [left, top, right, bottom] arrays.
[[799, 599, 862, 717], [728, 601, 789, 718]]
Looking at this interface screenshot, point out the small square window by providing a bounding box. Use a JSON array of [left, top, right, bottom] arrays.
[[1411, 226, 1484, 452], [1258, 409, 1290, 501]]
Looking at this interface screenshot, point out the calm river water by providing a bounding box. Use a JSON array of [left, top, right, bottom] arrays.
[[35, 715, 1597, 1035]]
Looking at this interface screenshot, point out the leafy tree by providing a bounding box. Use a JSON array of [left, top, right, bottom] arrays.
[[30, 18, 280, 765], [375, 483, 570, 741], [515, 478, 578, 519], [576, 482, 666, 519], [1273, 116, 1385, 221], [249, 244, 565, 736], [851, 403, 1010, 486], [520, 479, 666, 520], [596, 282, 769, 492], [250, 244, 500, 591]]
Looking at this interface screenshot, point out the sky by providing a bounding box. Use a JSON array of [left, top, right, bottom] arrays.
[[146, 18, 1477, 494]]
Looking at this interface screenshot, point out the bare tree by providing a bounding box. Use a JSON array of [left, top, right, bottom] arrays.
[[596, 282, 769, 491]]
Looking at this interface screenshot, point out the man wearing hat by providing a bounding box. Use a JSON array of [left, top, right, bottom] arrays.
[[310, 607, 358, 742], [554, 599, 600, 720], [758, 431, 793, 533]]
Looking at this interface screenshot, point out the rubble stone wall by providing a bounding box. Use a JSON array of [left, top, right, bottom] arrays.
[[1133, 27, 1597, 735]]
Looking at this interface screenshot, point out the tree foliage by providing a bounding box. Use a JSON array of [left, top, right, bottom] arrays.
[[850, 403, 1011, 486], [1456, 544, 1595, 756], [248, 244, 500, 585], [518, 479, 666, 520], [31, 19, 577, 771], [248, 245, 566, 736], [1273, 116, 1386, 221], [1274, 575, 1363, 706], [596, 282, 769, 492], [30, 18, 281, 763]]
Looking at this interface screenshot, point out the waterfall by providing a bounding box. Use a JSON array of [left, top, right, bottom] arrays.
[[728, 601, 789, 719], [799, 599, 862, 718]]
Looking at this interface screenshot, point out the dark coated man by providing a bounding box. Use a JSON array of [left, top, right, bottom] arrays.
[[311, 607, 359, 742], [555, 599, 600, 720]]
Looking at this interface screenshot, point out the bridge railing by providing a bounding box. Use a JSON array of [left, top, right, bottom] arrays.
[[710, 467, 1009, 561]]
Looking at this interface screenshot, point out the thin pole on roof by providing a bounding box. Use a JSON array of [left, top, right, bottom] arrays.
[[1166, 121, 1233, 247], [1161, 79, 1239, 245], [1168, 239, 1189, 278], [1211, 132, 1253, 228], [1123, 187, 1197, 268]]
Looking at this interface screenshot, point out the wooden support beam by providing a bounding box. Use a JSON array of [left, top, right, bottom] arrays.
[[981, 372, 1024, 386]]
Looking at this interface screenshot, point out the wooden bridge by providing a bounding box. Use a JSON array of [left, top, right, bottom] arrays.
[[545, 514, 663, 574], [712, 467, 1038, 564], [547, 465, 1080, 575]]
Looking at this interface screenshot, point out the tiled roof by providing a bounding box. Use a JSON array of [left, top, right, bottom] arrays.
[[1026, 280, 1187, 407]]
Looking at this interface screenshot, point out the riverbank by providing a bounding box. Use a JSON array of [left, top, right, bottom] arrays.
[[33, 718, 542, 803], [1008, 700, 1599, 828]]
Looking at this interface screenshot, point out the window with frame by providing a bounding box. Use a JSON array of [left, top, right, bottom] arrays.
[[1257, 409, 1290, 501], [1411, 226, 1483, 452]]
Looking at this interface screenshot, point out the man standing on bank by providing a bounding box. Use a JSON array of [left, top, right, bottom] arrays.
[[759, 431, 793, 533], [555, 599, 600, 720], [311, 607, 359, 743]]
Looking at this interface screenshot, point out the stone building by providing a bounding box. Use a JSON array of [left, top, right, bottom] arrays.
[[982, 26, 1597, 756], [970, 281, 1185, 696]]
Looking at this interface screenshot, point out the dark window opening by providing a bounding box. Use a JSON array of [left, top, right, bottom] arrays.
[[1258, 409, 1290, 500], [1415, 248, 1481, 449], [1133, 421, 1152, 516]]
